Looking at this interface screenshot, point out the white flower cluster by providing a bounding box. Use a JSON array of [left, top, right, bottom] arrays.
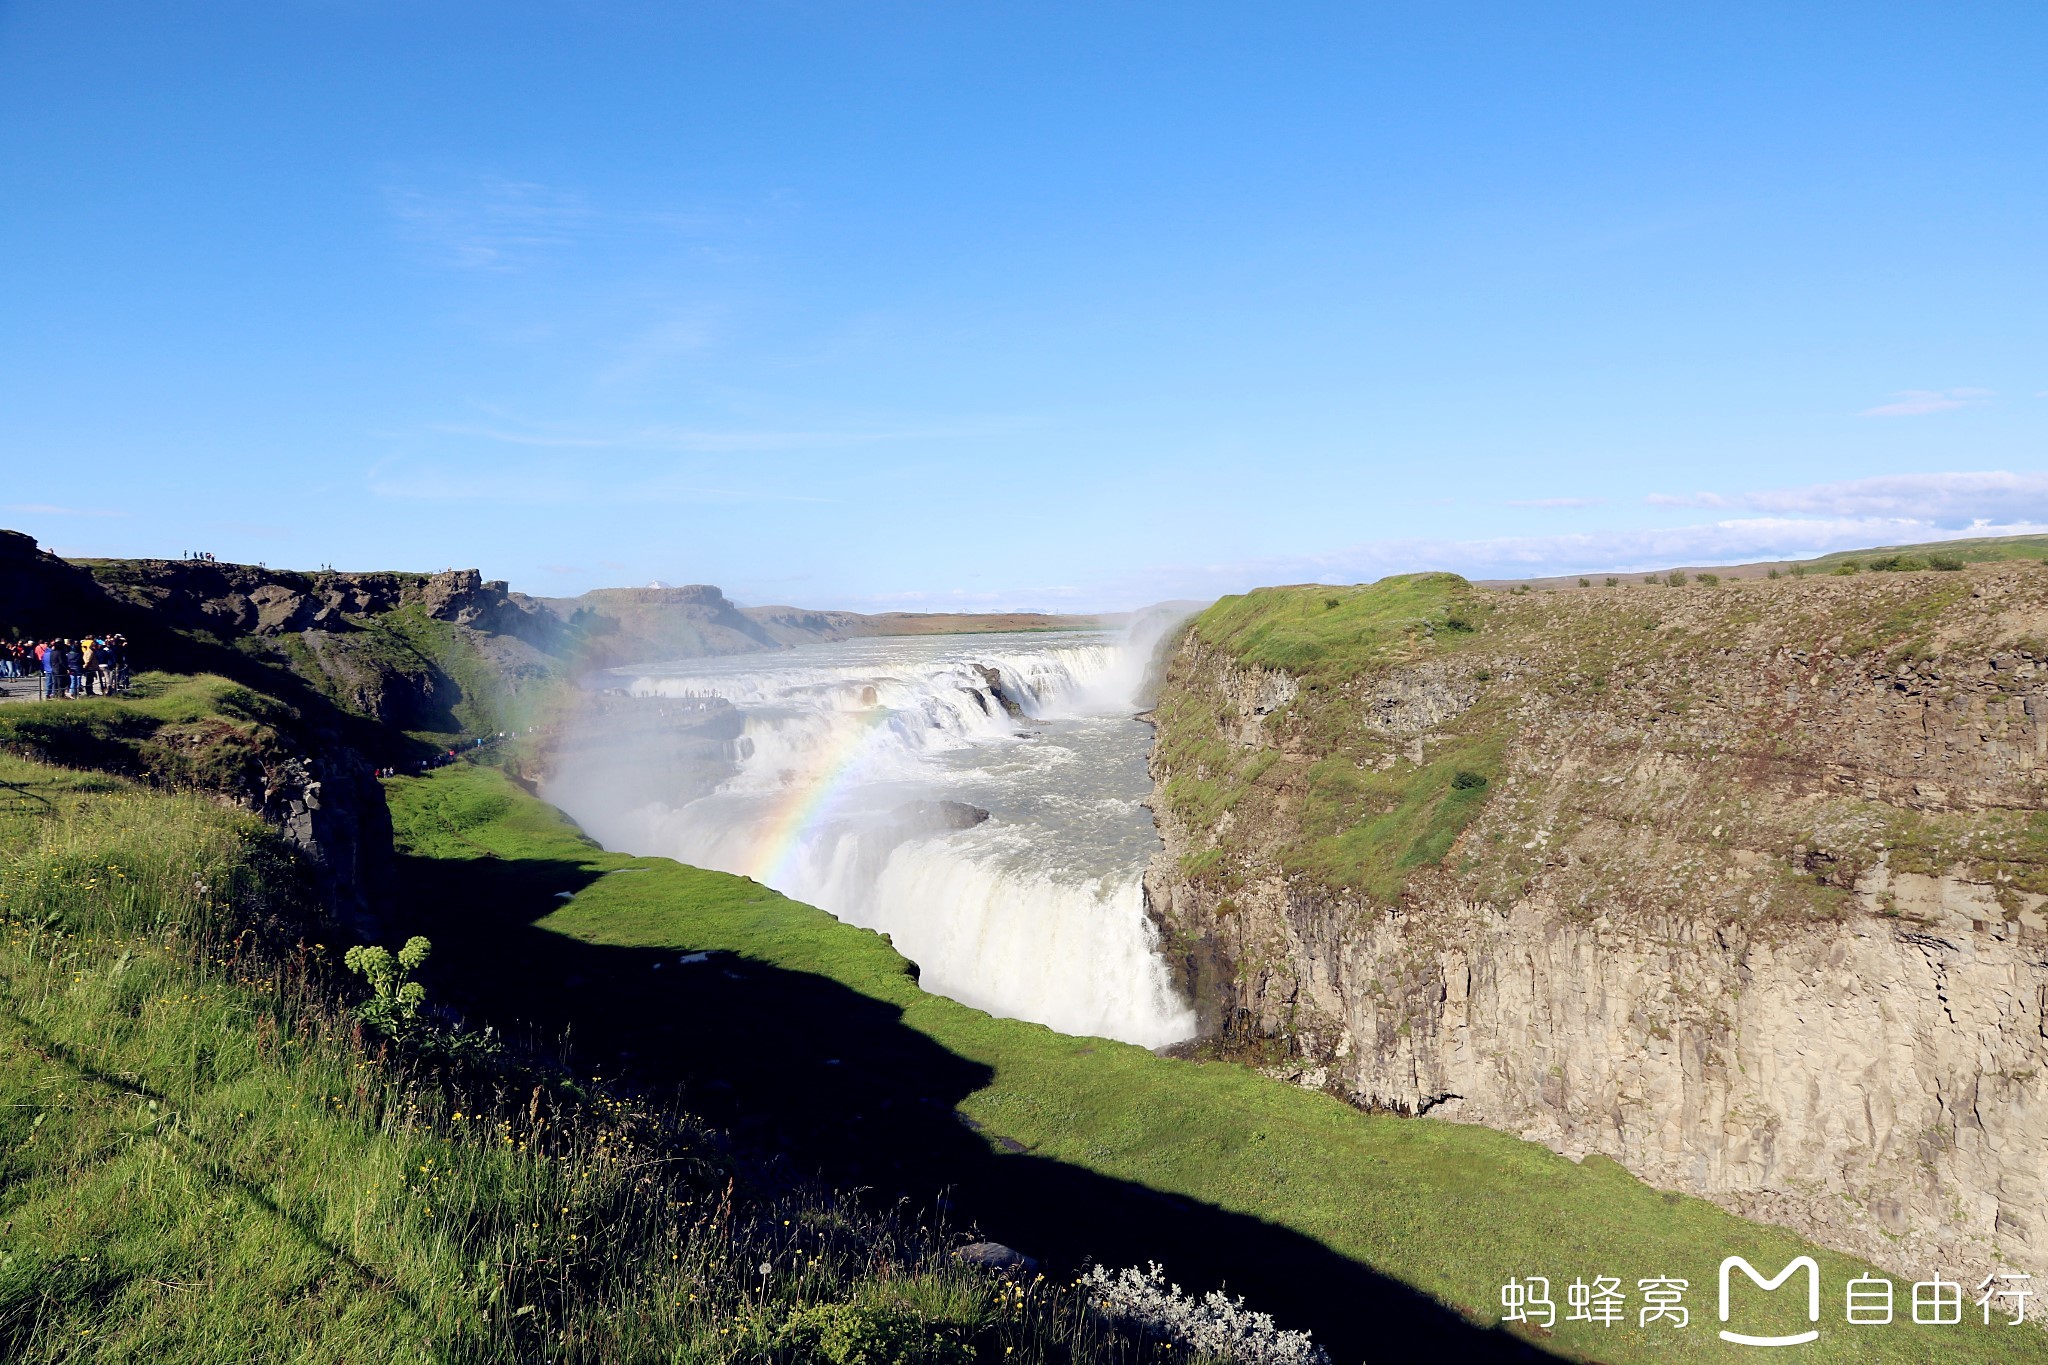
[[1082, 1261, 1333, 1365]]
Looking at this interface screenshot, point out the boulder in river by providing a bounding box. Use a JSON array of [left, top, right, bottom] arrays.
[[892, 799, 992, 834]]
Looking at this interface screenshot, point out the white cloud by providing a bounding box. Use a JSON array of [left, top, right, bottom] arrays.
[[1039, 469, 2048, 610], [382, 173, 736, 275], [1094, 514, 2043, 607], [1859, 387, 1992, 418], [1646, 470, 2048, 523]]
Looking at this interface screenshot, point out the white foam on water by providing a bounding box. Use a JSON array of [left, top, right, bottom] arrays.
[[550, 622, 1197, 1048]]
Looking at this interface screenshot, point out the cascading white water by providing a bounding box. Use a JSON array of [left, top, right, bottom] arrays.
[[546, 626, 1197, 1048]]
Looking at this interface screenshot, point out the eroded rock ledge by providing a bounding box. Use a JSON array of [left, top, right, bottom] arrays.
[[1145, 564, 2048, 1291]]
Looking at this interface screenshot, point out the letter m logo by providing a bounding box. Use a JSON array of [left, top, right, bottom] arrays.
[[1718, 1255, 1821, 1346]]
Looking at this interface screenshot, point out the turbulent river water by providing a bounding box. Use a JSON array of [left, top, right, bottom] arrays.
[[545, 627, 1197, 1048]]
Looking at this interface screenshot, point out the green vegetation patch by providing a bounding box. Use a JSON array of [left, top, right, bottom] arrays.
[[1291, 731, 1505, 898], [376, 763, 2042, 1364], [1156, 577, 1515, 903], [1192, 573, 1484, 684], [0, 751, 1154, 1364], [1795, 533, 2048, 573], [0, 672, 293, 791]]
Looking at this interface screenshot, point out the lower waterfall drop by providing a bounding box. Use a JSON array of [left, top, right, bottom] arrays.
[[547, 627, 1198, 1048]]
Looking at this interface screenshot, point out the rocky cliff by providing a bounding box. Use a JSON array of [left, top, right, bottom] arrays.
[[1144, 563, 2048, 1295], [80, 557, 570, 738]]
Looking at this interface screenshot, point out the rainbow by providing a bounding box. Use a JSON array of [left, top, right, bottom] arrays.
[[744, 705, 894, 886]]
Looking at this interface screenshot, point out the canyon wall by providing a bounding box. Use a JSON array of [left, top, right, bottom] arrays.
[[1145, 564, 2048, 1291]]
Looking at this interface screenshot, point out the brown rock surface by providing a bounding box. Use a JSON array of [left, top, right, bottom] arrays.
[[1146, 562, 2048, 1292]]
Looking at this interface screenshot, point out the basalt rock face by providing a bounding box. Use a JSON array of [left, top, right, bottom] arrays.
[[0, 529, 117, 634], [85, 559, 568, 737], [1144, 565, 2048, 1293], [249, 744, 393, 939], [89, 559, 556, 644]]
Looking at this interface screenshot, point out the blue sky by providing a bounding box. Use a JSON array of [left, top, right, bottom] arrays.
[[2, 2, 2043, 610]]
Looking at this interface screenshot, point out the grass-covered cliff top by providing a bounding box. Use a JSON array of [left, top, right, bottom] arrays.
[[1189, 573, 1486, 684], [1162, 558, 2048, 916], [0, 673, 299, 793]]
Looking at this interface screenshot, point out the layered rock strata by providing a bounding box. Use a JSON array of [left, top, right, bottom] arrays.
[[1145, 565, 2048, 1293]]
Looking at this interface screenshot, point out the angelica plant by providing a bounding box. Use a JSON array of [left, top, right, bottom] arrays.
[[344, 935, 432, 1036]]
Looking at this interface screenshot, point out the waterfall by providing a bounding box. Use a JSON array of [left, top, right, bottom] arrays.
[[548, 627, 1197, 1048]]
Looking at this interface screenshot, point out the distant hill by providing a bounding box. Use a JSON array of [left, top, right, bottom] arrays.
[[1477, 530, 2048, 590], [537, 584, 1100, 668]]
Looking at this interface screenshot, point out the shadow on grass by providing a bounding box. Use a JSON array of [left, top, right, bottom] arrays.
[[397, 847, 1559, 1364], [0, 1011, 422, 1317]]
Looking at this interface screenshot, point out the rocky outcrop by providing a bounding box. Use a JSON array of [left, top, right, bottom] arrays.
[[254, 746, 393, 938], [89, 559, 564, 649], [894, 800, 993, 835], [3, 536, 420, 930], [971, 665, 1027, 720], [1146, 564, 2048, 1297], [0, 529, 123, 634]]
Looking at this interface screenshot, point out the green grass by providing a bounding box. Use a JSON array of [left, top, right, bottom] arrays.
[[382, 761, 2047, 1364], [274, 605, 561, 746], [362, 605, 559, 743], [0, 752, 1177, 1364], [0, 672, 296, 791], [1191, 573, 1484, 685], [1155, 577, 1511, 899], [1291, 731, 1504, 897], [1795, 532, 2048, 571]]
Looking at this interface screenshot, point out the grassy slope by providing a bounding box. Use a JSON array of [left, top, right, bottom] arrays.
[[1798, 532, 2048, 570], [0, 746, 1164, 1365], [0, 755, 469, 1360], [1159, 563, 2048, 910], [387, 762, 2044, 1363]]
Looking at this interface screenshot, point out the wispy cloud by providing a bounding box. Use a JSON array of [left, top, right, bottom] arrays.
[[422, 411, 1031, 455], [382, 172, 737, 275], [365, 454, 835, 506], [386, 176, 594, 272], [1859, 387, 1992, 417], [1506, 496, 1604, 509], [4, 503, 128, 518]]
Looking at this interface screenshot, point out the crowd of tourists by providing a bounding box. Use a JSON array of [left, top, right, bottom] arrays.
[[0, 636, 132, 698], [370, 734, 506, 779]]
